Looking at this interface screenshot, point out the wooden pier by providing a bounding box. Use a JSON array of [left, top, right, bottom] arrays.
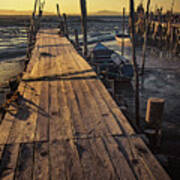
[[0, 29, 170, 180]]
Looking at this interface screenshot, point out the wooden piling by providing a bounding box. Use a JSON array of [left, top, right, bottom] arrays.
[[146, 98, 165, 129], [32, 0, 38, 18], [74, 29, 80, 48], [129, 0, 140, 127], [63, 13, 69, 39], [121, 8, 125, 56], [106, 79, 115, 97], [80, 0, 88, 57], [56, 3, 64, 35], [56, 4, 61, 18], [141, 0, 151, 75], [145, 97, 165, 149]]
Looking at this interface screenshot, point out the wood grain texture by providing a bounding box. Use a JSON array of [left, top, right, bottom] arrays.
[[49, 139, 84, 180], [0, 144, 20, 180], [14, 143, 34, 180], [33, 142, 49, 180]]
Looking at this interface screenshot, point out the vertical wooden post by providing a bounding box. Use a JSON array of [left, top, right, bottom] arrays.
[[80, 0, 88, 57], [63, 13, 69, 39], [121, 7, 125, 56], [171, 0, 175, 14], [129, 0, 140, 127], [96, 65, 101, 75], [109, 79, 115, 97], [145, 98, 165, 148], [57, 3, 64, 35], [33, 0, 38, 18], [141, 0, 151, 75], [56, 4, 61, 18], [146, 98, 165, 128], [74, 29, 80, 48]]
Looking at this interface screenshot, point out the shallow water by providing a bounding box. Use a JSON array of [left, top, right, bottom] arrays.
[[0, 26, 27, 60]]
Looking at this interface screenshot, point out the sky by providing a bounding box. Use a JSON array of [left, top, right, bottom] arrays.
[[0, 0, 180, 14]]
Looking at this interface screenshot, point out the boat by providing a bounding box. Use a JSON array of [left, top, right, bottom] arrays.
[[115, 33, 143, 46], [115, 33, 130, 38], [89, 42, 134, 82]]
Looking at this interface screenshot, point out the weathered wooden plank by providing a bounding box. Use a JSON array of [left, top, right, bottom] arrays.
[[70, 79, 102, 137], [49, 139, 84, 180], [95, 79, 135, 135], [75, 137, 136, 180], [14, 143, 34, 180], [7, 80, 41, 144], [0, 109, 17, 145], [65, 43, 124, 137], [34, 81, 49, 142], [68, 49, 123, 136], [56, 39, 95, 78], [33, 142, 49, 180], [0, 144, 20, 180], [66, 45, 133, 136], [85, 79, 123, 135], [61, 42, 116, 137], [114, 137, 170, 180], [53, 37, 87, 139], [49, 41, 74, 141], [63, 79, 87, 137], [54, 37, 91, 139], [7, 34, 44, 144], [0, 81, 27, 145], [34, 33, 51, 142], [130, 137, 170, 180]]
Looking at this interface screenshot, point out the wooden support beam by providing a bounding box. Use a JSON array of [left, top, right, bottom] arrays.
[[33, 0, 38, 18], [146, 98, 165, 129], [129, 0, 140, 127], [56, 4, 61, 18], [141, 0, 151, 75], [74, 29, 80, 48], [80, 0, 88, 57], [106, 79, 115, 97], [63, 13, 69, 39], [145, 97, 165, 149], [121, 7, 125, 56]]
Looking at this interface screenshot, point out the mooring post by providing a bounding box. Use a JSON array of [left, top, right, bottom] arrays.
[[145, 98, 165, 148], [74, 29, 80, 48], [121, 7, 125, 56], [80, 0, 88, 57], [63, 13, 69, 39]]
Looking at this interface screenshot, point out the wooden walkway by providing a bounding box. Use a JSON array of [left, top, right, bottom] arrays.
[[0, 29, 170, 180]]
